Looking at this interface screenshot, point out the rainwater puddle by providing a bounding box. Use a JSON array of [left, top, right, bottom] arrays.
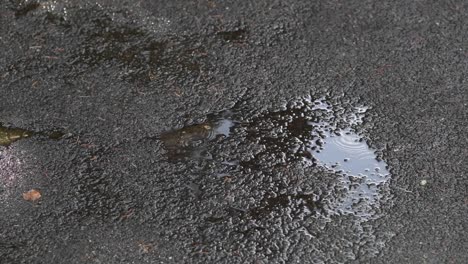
[[159, 115, 235, 160], [314, 129, 390, 217], [158, 95, 391, 220]]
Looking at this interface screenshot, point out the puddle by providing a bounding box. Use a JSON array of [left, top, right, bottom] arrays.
[[0, 124, 65, 147], [314, 129, 390, 217], [159, 115, 235, 160], [159, 95, 391, 221], [236, 96, 341, 168], [213, 119, 234, 138]]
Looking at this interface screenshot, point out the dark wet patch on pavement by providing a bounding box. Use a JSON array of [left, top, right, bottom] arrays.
[[64, 13, 206, 83], [0, 124, 33, 146], [217, 28, 247, 43], [7, 4, 209, 85], [0, 123, 65, 147], [158, 112, 235, 161], [12, 1, 40, 18]]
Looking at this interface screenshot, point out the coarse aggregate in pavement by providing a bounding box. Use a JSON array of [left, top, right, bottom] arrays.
[[1, 0, 467, 263]]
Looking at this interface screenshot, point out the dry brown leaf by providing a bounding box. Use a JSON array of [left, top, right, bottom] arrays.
[[23, 189, 41, 202]]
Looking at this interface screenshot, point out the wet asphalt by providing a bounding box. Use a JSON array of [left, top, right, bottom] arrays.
[[1, 0, 467, 263]]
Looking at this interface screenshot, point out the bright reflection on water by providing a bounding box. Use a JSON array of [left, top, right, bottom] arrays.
[[213, 119, 234, 138], [313, 129, 390, 217]]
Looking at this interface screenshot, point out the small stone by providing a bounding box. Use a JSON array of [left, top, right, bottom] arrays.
[[420, 180, 427, 186]]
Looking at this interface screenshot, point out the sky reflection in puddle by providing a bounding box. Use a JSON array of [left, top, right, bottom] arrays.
[[314, 129, 390, 217]]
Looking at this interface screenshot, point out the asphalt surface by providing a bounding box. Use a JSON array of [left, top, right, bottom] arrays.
[[1, 0, 467, 263]]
